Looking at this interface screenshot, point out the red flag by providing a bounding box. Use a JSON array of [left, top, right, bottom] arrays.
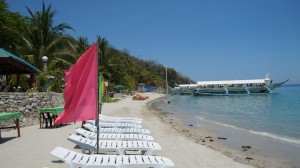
[[54, 44, 98, 125]]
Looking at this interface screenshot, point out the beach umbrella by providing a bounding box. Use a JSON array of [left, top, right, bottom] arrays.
[[114, 84, 125, 89], [114, 84, 125, 93]]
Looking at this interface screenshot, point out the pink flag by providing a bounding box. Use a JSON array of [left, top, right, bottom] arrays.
[[54, 44, 98, 125]]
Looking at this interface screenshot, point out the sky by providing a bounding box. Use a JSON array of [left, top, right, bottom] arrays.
[[7, 0, 300, 84]]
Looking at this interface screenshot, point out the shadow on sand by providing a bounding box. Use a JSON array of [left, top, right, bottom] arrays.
[[0, 136, 17, 144]]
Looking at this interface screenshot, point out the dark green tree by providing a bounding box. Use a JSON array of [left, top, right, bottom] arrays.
[[0, 0, 27, 52]]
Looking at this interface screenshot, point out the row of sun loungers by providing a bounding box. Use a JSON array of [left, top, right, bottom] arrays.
[[50, 114, 175, 167]]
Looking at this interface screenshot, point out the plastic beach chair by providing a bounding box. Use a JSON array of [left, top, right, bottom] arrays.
[[67, 134, 161, 155], [83, 123, 151, 135], [99, 114, 143, 124], [75, 127, 154, 141], [50, 146, 175, 168], [86, 120, 142, 128]]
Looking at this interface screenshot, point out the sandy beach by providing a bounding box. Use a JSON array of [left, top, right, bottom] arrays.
[[0, 93, 283, 168]]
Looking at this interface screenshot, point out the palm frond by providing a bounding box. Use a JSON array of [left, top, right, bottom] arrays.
[[50, 57, 74, 70]]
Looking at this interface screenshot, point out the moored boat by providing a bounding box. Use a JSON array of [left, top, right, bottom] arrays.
[[178, 74, 288, 96]]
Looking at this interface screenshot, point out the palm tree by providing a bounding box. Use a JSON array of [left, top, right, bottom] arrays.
[[77, 36, 89, 55], [19, 1, 75, 69], [97, 35, 111, 80], [97, 35, 109, 66], [12, 1, 76, 91], [50, 36, 87, 71]]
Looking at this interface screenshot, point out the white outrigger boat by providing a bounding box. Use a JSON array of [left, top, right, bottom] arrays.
[[177, 74, 288, 96]]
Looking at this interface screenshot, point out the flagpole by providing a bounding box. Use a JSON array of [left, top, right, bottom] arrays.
[[166, 66, 171, 104], [97, 75, 103, 154], [166, 67, 168, 96], [96, 43, 100, 154]]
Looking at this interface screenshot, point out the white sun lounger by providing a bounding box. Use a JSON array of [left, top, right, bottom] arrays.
[[99, 114, 143, 122], [83, 123, 151, 135], [75, 128, 154, 141], [87, 120, 142, 129], [51, 146, 175, 168], [68, 134, 161, 155], [99, 114, 143, 124]]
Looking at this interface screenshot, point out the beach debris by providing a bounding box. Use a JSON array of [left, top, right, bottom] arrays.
[[189, 124, 194, 127], [182, 129, 188, 132], [218, 137, 227, 140], [242, 145, 252, 151], [209, 139, 214, 142], [245, 157, 254, 160], [196, 139, 206, 145], [242, 145, 252, 149], [205, 136, 213, 139], [196, 139, 203, 143]]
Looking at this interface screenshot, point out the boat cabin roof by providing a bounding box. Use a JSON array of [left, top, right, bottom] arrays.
[[178, 84, 198, 88], [197, 79, 266, 85]]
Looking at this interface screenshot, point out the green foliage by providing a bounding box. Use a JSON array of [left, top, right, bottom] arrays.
[[35, 71, 47, 92], [35, 70, 64, 92], [102, 95, 120, 103], [0, 0, 27, 51], [77, 36, 89, 55], [47, 69, 64, 92], [121, 76, 136, 89], [26, 87, 38, 92]]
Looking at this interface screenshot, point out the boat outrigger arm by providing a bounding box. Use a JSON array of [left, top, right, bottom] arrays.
[[273, 79, 289, 88]]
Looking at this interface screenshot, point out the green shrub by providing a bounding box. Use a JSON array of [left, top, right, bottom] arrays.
[[102, 95, 120, 103]]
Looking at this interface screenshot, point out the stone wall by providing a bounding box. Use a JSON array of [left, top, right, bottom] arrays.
[[0, 92, 63, 126]]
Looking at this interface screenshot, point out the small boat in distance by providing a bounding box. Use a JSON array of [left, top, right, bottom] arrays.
[[177, 74, 289, 96]]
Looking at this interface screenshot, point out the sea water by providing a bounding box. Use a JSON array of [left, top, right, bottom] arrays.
[[154, 85, 300, 166]]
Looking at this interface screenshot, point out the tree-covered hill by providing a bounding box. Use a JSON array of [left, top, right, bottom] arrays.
[[0, 0, 194, 92]]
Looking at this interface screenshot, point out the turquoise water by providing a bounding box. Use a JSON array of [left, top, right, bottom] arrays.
[[156, 85, 300, 146]]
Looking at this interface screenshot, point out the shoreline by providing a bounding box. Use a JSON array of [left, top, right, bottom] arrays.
[[92, 93, 255, 167], [148, 95, 293, 168]]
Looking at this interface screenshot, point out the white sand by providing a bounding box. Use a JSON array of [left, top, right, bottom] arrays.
[[0, 93, 253, 168]]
